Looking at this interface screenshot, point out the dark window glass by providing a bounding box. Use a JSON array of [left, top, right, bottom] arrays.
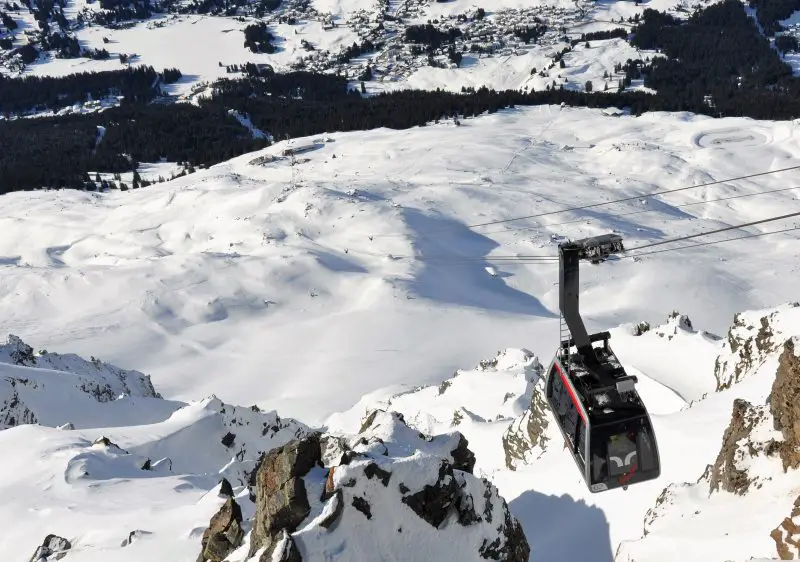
[[590, 416, 658, 484], [576, 417, 587, 467]]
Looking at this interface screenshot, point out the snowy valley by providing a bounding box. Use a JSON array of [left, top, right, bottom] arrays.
[[0, 101, 799, 560]]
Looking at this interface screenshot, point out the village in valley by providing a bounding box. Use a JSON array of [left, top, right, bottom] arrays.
[[249, 0, 605, 85]]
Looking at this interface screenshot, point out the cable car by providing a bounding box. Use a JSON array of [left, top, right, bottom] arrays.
[[544, 234, 661, 493]]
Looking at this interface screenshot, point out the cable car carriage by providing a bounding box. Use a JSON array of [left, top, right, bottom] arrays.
[[544, 234, 661, 493]]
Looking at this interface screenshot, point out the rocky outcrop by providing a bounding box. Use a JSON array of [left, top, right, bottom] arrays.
[[0, 334, 171, 431], [237, 410, 529, 562], [197, 496, 244, 562], [771, 495, 800, 559], [0, 334, 161, 401], [714, 305, 799, 391], [708, 399, 765, 495], [29, 534, 71, 562], [401, 459, 459, 527], [248, 434, 322, 560], [769, 338, 800, 471], [502, 386, 550, 470], [0, 380, 37, 429], [655, 311, 694, 339]]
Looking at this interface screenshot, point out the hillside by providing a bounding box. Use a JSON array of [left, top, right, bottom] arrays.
[[1, 105, 798, 421], [3, 301, 800, 561]]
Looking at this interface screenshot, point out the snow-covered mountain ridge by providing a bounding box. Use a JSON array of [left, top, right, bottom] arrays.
[[3, 299, 800, 561], [327, 302, 800, 562]]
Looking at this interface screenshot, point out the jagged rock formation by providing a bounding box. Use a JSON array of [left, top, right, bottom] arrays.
[[0, 333, 164, 430], [617, 309, 800, 562], [706, 338, 800, 495], [714, 304, 799, 391], [771, 495, 800, 559], [769, 338, 800, 471], [239, 410, 530, 562], [248, 434, 323, 560], [1, 334, 161, 400], [707, 398, 770, 495], [197, 495, 245, 562], [327, 348, 546, 474], [501, 385, 550, 470], [0, 380, 38, 429], [29, 534, 71, 562]]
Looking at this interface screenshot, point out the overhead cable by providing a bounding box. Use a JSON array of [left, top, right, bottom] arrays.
[[371, 164, 800, 238]]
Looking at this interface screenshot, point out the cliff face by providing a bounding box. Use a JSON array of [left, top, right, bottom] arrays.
[[714, 303, 800, 391], [769, 338, 800, 472]]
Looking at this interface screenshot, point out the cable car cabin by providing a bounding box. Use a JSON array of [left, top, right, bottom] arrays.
[[545, 334, 660, 493]]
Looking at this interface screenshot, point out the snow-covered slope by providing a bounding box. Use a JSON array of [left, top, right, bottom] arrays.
[[0, 343, 309, 561], [0, 341, 530, 562], [327, 303, 800, 562], [2, 301, 800, 561], [2, 103, 800, 560], [2, 106, 799, 426]]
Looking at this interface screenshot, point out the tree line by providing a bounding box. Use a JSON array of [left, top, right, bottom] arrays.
[[630, 0, 800, 113], [0, 66, 181, 114]]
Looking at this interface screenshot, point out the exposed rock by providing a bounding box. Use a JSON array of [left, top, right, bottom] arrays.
[[221, 432, 236, 448], [29, 534, 71, 562], [479, 507, 530, 562], [0, 334, 162, 403], [358, 409, 383, 434], [654, 312, 694, 340], [708, 399, 766, 495], [0, 383, 37, 429], [248, 434, 322, 559], [632, 321, 651, 336], [264, 530, 302, 562], [450, 433, 476, 473], [769, 338, 800, 471], [363, 461, 392, 485], [715, 309, 787, 391], [197, 497, 244, 562], [401, 460, 458, 528], [218, 478, 234, 497], [351, 495, 373, 519], [319, 434, 350, 467], [7, 334, 36, 366], [771, 495, 800, 559], [245, 412, 530, 562], [319, 490, 343, 529], [502, 386, 550, 470], [120, 529, 152, 547]]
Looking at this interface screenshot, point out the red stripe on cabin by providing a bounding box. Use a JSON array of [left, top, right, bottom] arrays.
[[555, 361, 587, 423]]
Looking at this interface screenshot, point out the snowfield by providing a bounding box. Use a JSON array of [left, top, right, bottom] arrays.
[[1, 106, 798, 423], [2, 105, 800, 560]]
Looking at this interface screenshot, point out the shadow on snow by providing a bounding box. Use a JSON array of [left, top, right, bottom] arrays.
[[398, 208, 555, 317], [510, 490, 613, 562]]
